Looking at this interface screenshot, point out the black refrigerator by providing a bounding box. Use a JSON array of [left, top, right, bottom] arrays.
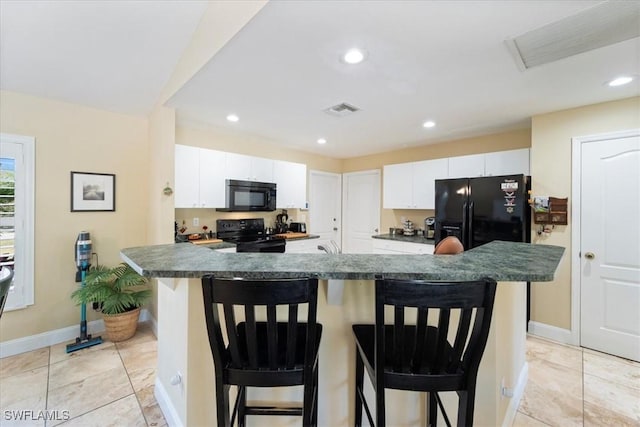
[[434, 174, 531, 249]]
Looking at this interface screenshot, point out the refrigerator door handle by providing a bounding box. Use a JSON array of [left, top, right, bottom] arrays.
[[462, 201, 468, 248], [468, 201, 474, 249]]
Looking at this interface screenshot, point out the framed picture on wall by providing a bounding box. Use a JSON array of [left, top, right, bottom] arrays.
[[70, 171, 116, 212]]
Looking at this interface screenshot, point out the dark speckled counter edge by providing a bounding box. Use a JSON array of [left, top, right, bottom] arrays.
[[121, 240, 564, 283]]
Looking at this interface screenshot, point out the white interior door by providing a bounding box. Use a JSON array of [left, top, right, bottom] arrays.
[[342, 170, 380, 254], [308, 170, 342, 249], [580, 132, 640, 361]]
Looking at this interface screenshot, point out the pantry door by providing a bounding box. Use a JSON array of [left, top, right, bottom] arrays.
[[578, 129, 640, 361], [308, 170, 342, 249], [342, 170, 380, 254]]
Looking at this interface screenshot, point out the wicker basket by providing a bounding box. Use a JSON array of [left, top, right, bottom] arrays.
[[103, 307, 141, 342]]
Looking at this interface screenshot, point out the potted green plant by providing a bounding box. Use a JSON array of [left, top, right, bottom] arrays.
[[71, 263, 151, 342]]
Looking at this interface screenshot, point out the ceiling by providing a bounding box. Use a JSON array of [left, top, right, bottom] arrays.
[[2, 1, 638, 159]]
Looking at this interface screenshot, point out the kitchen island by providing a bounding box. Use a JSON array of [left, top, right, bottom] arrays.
[[121, 241, 564, 427]]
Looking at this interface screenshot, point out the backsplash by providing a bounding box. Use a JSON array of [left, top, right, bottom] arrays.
[[175, 208, 305, 235]]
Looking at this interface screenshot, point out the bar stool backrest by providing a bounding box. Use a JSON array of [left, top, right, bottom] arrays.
[[202, 276, 319, 373], [376, 277, 497, 379]]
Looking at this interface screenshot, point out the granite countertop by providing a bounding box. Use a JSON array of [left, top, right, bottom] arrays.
[[121, 240, 564, 282], [372, 233, 435, 245]]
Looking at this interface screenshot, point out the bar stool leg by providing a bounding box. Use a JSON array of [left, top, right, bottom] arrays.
[[428, 392, 437, 427], [354, 351, 364, 426], [215, 382, 231, 427]]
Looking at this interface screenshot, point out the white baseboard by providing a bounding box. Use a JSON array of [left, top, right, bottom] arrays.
[[0, 309, 155, 358], [527, 321, 574, 345], [502, 362, 529, 427], [154, 377, 183, 427]]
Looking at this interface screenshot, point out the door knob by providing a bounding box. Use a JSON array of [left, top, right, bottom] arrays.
[[584, 252, 595, 260], [374, 228, 379, 233]]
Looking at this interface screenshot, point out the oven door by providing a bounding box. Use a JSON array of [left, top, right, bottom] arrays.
[[236, 239, 286, 253], [220, 179, 276, 212]]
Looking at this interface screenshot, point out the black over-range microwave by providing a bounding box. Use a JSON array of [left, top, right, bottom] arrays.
[[216, 179, 276, 212]]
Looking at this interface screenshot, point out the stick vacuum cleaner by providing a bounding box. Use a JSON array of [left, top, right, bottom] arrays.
[[66, 231, 103, 353]]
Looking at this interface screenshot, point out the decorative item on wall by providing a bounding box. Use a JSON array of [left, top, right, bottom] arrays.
[[71, 171, 115, 212], [163, 182, 173, 196], [529, 195, 568, 225]]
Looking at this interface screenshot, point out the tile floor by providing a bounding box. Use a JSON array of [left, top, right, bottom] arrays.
[[1, 330, 638, 426], [513, 335, 640, 427], [0, 323, 165, 427]]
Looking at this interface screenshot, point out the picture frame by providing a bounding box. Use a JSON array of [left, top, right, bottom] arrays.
[[70, 171, 116, 212]]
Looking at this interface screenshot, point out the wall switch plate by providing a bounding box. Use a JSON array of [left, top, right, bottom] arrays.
[[193, 217, 199, 226]]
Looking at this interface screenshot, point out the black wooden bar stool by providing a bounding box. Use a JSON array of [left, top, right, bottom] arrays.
[[202, 275, 322, 427], [352, 276, 497, 426]]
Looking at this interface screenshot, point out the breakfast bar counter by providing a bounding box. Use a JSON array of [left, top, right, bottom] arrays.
[[121, 241, 564, 427]]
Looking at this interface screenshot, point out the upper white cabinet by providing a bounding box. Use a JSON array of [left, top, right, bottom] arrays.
[[412, 158, 448, 209], [274, 160, 307, 208], [383, 158, 448, 209], [225, 152, 274, 182], [383, 163, 413, 208], [176, 145, 308, 209], [175, 145, 226, 208], [448, 149, 530, 178], [484, 148, 530, 176], [447, 154, 485, 178]]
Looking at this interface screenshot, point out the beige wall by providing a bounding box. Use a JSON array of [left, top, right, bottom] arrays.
[[530, 96, 640, 330], [0, 90, 150, 341]]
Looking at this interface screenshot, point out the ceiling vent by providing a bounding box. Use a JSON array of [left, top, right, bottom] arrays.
[[505, 1, 640, 70], [324, 102, 360, 117]]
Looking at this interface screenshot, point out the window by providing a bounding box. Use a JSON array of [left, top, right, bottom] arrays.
[[0, 133, 35, 311]]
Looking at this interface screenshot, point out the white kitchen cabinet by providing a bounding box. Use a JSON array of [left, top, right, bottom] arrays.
[[484, 148, 530, 176], [404, 241, 434, 254], [383, 158, 447, 209], [383, 163, 413, 208], [214, 246, 236, 253], [175, 145, 226, 208], [225, 152, 274, 182], [372, 238, 434, 254], [448, 153, 485, 178], [448, 149, 530, 178], [372, 238, 407, 254], [412, 158, 448, 209], [274, 160, 307, 208], [285, 238, 325, 254]]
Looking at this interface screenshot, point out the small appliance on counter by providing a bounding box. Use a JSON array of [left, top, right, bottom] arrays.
[[402, 219, 415, 236], [275, 209, 289, 234], [289, 222, 306, 233], [425, 217, 435, 239]]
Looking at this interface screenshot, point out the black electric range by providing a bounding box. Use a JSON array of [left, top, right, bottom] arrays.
[[216, 218, 286, 253]]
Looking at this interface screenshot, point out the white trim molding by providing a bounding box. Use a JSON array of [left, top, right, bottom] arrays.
[[502, 362, 529, 427], [0, 309, 156, 358], [570, 128, 640, 348], [154, 376, 183, 427], [528, 321, 573, 345]]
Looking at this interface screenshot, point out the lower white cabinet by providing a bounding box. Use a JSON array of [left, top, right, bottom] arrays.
[[285, 239, 325, 254], [372, 238, 434, 255], [214, 246, 236, 253]]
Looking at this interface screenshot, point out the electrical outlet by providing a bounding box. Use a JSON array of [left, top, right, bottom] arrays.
[[193, 217, 199, 226]]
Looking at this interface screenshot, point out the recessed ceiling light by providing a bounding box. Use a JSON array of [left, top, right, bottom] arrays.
[[226, 114, 239, 122], [422, 120, 436, 128], [608, 76, 633, 87], [317, 138, 327, 145], [343, 48, 366, 64]]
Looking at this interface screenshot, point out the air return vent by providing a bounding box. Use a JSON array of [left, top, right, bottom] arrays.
[[505, 1, 640, 70], [324, 102, 360, 117]]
